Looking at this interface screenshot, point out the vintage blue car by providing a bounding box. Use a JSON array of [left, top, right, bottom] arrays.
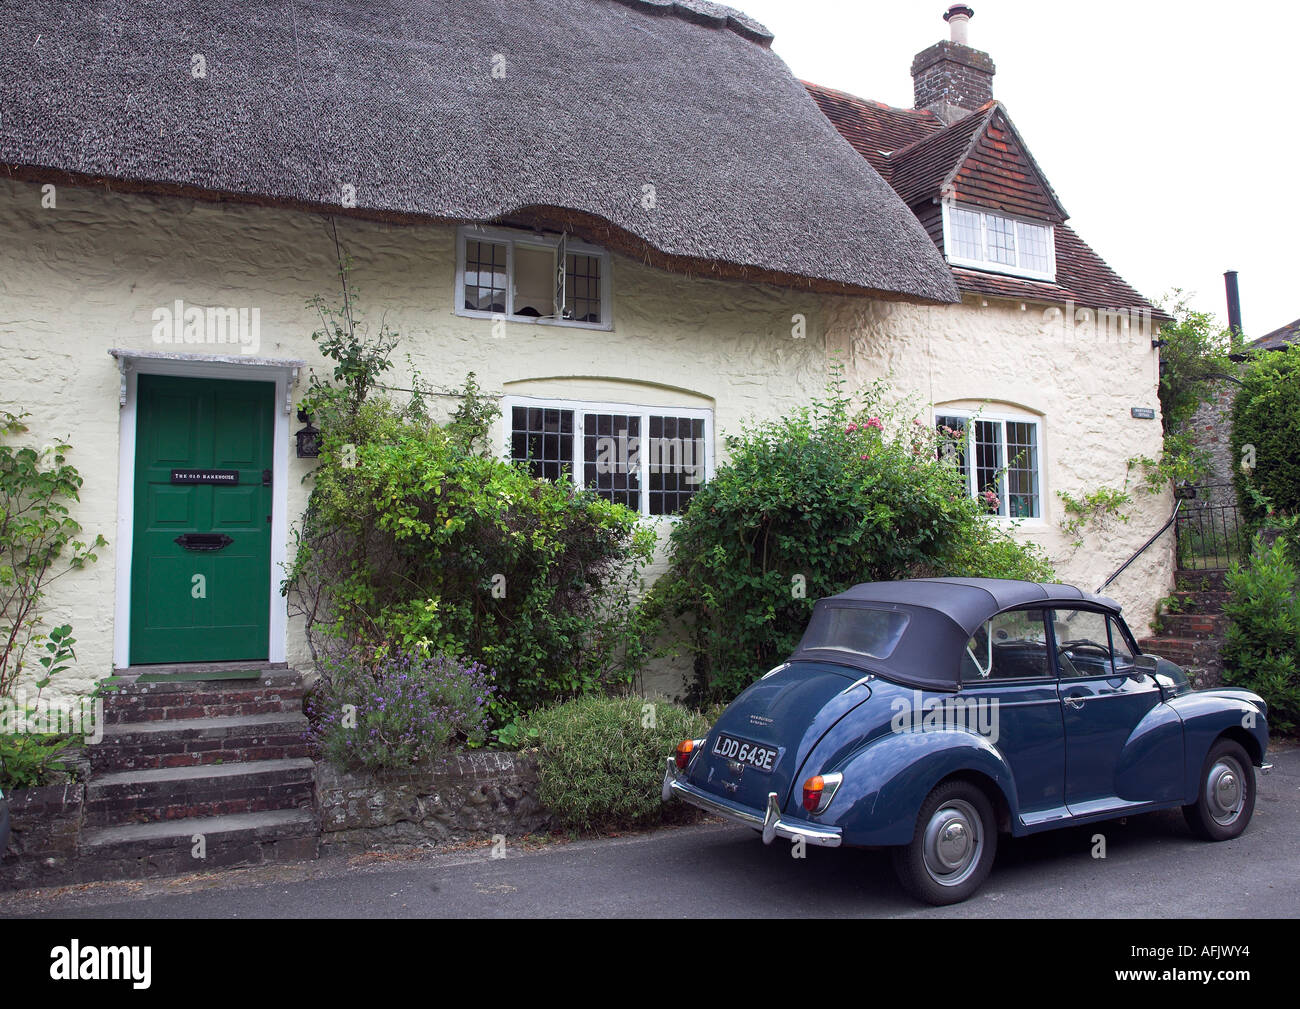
[[662, 578, 1271, 905]]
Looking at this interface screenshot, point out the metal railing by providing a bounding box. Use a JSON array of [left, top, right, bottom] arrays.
[[1097, 498, 1181, 594], [1175, 483, 1249, 571]]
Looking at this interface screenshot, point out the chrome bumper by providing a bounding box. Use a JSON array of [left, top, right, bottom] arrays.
[[661, 758, 842, 848]]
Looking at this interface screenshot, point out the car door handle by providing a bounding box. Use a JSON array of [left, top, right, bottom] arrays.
[[1063, 695, 1085, 709]]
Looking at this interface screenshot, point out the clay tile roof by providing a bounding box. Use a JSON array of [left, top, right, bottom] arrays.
[[803, 82, 942, 179], [1249, 318, 1300, 350], [804, 81, 1163, 318], [0, 0, 960, 303], [888, 104, 993, 206]]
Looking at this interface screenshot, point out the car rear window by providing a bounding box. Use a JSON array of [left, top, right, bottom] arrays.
[[801, 605, 910, 660]]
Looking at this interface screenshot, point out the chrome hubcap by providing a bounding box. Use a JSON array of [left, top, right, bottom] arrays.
[[1207, 756, 1246, 825], [922, 799, 983, 886]]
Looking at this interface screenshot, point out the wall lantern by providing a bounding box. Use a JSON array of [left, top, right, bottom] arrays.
[[295, 406, 321, 459]]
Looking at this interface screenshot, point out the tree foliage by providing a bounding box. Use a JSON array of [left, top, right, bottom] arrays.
[[1231, 346, 1300, 525]]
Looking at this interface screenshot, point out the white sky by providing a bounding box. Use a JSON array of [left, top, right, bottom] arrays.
[[737, 0, 1299, 338]]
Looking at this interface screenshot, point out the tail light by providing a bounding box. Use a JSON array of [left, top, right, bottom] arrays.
[[802, 772, 843, 813], [675, 738, 704, 770]]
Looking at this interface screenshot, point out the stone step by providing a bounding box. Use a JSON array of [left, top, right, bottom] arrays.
[[1175, 568, 1229, 592], [1156, 611, 1228, 640], [1171, 589, 1231, 615], [83, 757, 316, 826], [78, 808, 319, 880], [89, 712, 311, 771], [1138, 636, 1220, 667], [99, 672, 305, 725]]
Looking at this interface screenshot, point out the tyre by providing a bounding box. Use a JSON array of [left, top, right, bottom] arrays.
[[1183, 738, 1255, 841], [892, 780, 997, 905]]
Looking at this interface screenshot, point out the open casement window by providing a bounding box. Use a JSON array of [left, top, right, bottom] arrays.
[[505, 398, 711, 517], [936, 412, 1041, 519], [942, 203, 1056, 281], [457, 227, 612, 329]]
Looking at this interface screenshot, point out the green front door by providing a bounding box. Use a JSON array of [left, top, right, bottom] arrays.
[[130, 374, 274, 664]]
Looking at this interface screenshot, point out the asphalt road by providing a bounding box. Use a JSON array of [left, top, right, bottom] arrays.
[[5, 746, 1297, 919]]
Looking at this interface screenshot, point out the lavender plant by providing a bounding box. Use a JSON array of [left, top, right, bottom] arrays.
[[307, 649, 495, 771]]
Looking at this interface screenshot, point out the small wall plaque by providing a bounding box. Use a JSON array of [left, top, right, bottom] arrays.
[[171, 469, 240, 485], [1130, 407, 1156, 420]]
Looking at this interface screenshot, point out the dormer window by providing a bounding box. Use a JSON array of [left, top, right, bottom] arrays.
[[942, 203, 1055, 281]]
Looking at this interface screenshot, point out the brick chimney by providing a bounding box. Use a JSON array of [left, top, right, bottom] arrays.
[[911, 5, 996, 124]]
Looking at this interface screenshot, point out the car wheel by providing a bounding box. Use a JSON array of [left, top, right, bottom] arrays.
[[892, 780, 997, 906], [1183, 738, 1255, 841]]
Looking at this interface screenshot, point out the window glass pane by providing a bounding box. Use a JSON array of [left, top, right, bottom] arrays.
[[801, 606, 910, 661], [566, 253, 602, 324], [510, 406, 573, 481], [1052, 610, 1114, 677], [973, 419, 1003, 514], [1004, 421, 1039, 518], [647, 415, 706, 515], [1108, 617, 1135, 669], [1016, 220, 1052, 273], [985, 214, 1016, 265], [513, 246, 552, 318], [962, 609, 1049, 680], [583, 413, 640, 512], [935, 414, 968, 484], [464, 240, 507, 313], [949, 207, 983, 260]]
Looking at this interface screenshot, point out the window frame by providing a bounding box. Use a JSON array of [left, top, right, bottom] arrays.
[[935, 407, 1045, 523], [501, 395, 715, 520], [456, 225, 614, 331], [941, 202, 1057, 282]]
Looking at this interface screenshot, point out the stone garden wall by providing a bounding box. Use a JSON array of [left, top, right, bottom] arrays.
[[315, 751, 549, 855], [1, 783, 85, 889], [2, 751, 549, 888]]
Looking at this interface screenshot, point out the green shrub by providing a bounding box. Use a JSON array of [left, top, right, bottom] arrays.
[[287, 285, 656, 722], [1232, 346, 1300, 525], [0, 413, 105, 698], [1221, 534, 1300, 733], [526, 694, 708, 832], [646, 371, 1054, 704]]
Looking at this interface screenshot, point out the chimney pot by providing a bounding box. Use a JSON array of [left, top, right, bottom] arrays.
[[944, 5, 975, 45]]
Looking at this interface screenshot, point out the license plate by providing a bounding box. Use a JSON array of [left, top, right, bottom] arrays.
[[712, 733, 778, 773]]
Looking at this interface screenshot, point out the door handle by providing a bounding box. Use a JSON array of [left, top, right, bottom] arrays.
[[1063, 695, 1086, 710], [174, 533, 234, 552]]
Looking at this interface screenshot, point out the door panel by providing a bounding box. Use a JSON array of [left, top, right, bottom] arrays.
[[130, 374, 274, 664], [1052, 608, 1171, 808]]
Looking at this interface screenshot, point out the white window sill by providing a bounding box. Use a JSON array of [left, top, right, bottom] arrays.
[[455, 307, 613, 332]]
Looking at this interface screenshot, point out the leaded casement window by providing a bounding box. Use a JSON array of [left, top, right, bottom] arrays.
[[456, 226, 612, 329], [935, 411, 1042, 519], [942, 203, 1056, 281], [505, 398, 712, 517]]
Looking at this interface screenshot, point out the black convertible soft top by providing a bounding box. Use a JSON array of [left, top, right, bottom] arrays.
[[790, 578, 1123, 691]]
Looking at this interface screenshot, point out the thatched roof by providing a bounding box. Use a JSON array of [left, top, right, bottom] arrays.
[[0, 0, 959, 303]]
